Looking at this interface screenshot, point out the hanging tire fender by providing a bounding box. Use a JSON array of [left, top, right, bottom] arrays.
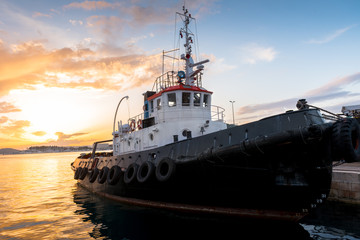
[[107, 165, 123, 185], [74, 167, 82, 179], [124, 163, 139, 184], [79, 167, 88, 180], [332, 118, 360, 162], [89, 168, 99, 183], [155, 158, 176, 182], [137, 161, 155, 183], [98, 167, 109, 184]]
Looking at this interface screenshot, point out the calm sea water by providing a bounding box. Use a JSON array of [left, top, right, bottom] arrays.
[[0, 152, 360, 240]]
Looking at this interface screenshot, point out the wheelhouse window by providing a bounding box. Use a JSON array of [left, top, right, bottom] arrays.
[[167, 93, 176, 107], [150, 100, 154, 112], [203, 94, 209, 107], [182, 92, 191, 106], [157, 98, 161, 110], [193, 93, 201, 107]]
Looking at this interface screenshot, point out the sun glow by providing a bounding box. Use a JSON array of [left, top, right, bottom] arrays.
[[6, 85, 114, 145]]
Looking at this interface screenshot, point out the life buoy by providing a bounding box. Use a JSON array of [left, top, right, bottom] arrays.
[[98, 167, 109, 184], [124, 163, 139, 184], [137, 119, 142, 129], [79, 167, 88, 180], [107, 165, 123, 185], [89, 168, 99, 183], [74, 167, 82, 179], [155, 158, 176, 182], [130, 120, 136, 131], [137, 161, 155, 183], [332, 118, 360, 162]]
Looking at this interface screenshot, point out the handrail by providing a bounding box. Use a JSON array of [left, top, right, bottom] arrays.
[[127, 113, 144, 130], [152, 70, 203, 93], [211, 105, 225, 122], [152, 71, 176, 93], [91, 139, 113, 159], [125, 105, 225, 132]]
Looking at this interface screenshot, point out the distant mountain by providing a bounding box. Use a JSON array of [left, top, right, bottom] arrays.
[[0, 148, 22, 155], [0, 144, 111, 155]]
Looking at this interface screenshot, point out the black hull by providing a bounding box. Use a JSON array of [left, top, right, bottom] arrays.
[[72, 109, 345, 220]]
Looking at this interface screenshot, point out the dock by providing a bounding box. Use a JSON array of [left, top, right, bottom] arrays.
[[329, 162, 360, 204]]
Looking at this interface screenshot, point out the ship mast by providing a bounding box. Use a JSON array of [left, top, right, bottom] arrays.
[[177, 6, 209, 86]]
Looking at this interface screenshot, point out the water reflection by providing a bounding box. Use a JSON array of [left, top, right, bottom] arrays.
[[1, 153, 358, 239], [301, 201, 360, 239], [0, 153, 92, 239], [73, 185, 313, 240]]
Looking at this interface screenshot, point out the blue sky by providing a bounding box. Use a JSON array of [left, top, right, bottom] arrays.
[[0, 0, 359, 148]]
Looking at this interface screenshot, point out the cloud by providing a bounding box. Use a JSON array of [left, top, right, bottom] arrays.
[[32, 131, 47, 137], [305, 72, 360, 96], [0, 102, 21, 113], [0, 119, 30, 138], [69, 19, 83, 26], [86, 15, 127, 38], [240, 43, 278, 64], [0, 2, 77, 48], [0, 39, 162, 97], [236, 72, 360, 123], [0, 116, 8, 124], [64, 1, 121, 10], [32, 12, 52, 18], [55, 132, 87, 139], [126, 33, 154, 46], [204, 54, 237, 75], [81, 0, 219, 40], [43, 132, 89, 146], [306, 25, 356, 44]]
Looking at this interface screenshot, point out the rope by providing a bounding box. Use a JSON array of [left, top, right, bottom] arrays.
[[172, 13, 177, 72], [333, 160, 345, 167], [306, 104, 343, 120], [127, 99, 130, 122]]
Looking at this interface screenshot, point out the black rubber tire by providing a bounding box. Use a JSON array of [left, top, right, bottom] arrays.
[[332, 118, 360, 162], [155, 158, 176, 182], [124, 163, 139, 184], [137, 161, 155, 183], [79, 167, 88, 180], [107, 165, 123, 185], [98, 167, 109, 184], [74, 167, 82, 179], [89, 168, 99, 183]]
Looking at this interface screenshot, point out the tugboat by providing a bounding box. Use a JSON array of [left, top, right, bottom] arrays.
[[71, 7, 360, 221]]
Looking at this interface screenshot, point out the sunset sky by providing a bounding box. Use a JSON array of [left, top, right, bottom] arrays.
[[0, 0, 359, 149]]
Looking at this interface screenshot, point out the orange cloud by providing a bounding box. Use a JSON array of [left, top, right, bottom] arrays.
[[43, 132, 89, 146], [32, 12, 52, 18], [32, 131, 47, 137], [0, 39, 162, 97], [0, 102, 21, 113], [0, 116, 8, 124], [64, 1, 121, 10], [0, 119, 30, 138]]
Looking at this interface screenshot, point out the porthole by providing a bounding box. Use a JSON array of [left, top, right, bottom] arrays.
[[149, 133, 154, 141], [182, 130, 188, 137]]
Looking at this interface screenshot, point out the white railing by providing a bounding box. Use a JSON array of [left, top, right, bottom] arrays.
[[119, 105, 225, 133], [211, 105, 225, 122], [152, 70, 204, 93]]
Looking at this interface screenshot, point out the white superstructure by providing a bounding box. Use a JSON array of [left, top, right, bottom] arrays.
[[112, 7, 227, 155]]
